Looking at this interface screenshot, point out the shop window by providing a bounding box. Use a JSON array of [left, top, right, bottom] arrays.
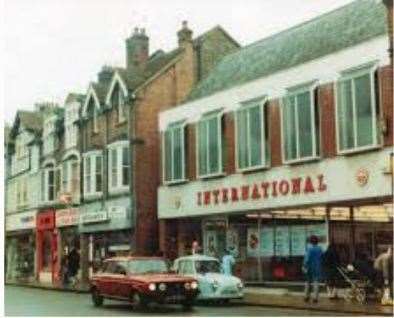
[[235, 98, 269, 171], [83, 152, 103, 197], [197, 111, 223, 177], [282, 83, 319, 162], [163, 121, 186, 183], [336, 63, 380, 153], [108, 141, 130, 192]]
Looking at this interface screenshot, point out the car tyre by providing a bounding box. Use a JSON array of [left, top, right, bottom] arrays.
[[132, 292, 148, 310], [91, 288, 104, 307]]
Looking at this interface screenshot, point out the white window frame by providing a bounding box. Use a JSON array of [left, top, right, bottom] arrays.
[[83, 151, 103, 198], [280, 81, 320, 164], [107, 141, 130, 193], [335, 62, 380, 155], [61, 159, 80, 194], [41, 166, 60, 204], [117, 88, 126, 123], [162, 121, 187, 185], [196, 110, 224, 179], [235, 97, 269, 172]]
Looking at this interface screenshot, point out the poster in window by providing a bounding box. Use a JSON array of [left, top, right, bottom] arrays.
[[247, 228, 260, 257], [205, 230, 218, 257], [227, 228, 239, 257], [275, 226, 290, 256], [307, 223, 328, 250], [260, 227, 274, 257], [290, 225, 307, 256]]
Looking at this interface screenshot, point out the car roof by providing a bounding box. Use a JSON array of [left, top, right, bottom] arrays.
[[104, 256, 165, 262], [175, 254, 219, 262]]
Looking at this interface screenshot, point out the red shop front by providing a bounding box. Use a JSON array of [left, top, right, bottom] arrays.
[[36, 210, 58, 284]]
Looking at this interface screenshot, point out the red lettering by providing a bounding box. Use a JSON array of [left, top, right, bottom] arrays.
[[261, 182, 269, 198], [204, 191, 211, 205], [317, 174, 327, 192], [231, 188, 239, 202], [241, 185, 249, 201], [197, 192, 202, 206], [272, 181, 278, 197], [279, 180, 289, 195], [251, 184, 261, 199], [291, 178, 302, 194], [222, 188, 229, 203], [212, 190, 220, 204], [304, 176, 315, 193]]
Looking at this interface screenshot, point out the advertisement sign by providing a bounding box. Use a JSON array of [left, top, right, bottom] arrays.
[[205, 230, 218, 257], [56, 208, 79, 227], [247, 228, 260, 257], [290, 225, 307, 256], [6, 210, 37, 231], [226, 228, 239, 256], [260, 227, 274, 257], [275, 226, 290, 256], [81, 210, 108, 224]]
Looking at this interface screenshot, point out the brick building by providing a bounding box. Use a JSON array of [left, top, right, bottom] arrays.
[[158, 0, 393, 283], [78, 22, 239, 284]]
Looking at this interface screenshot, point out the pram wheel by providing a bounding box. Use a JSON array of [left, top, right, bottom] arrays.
[[355, 290, 366, 304]]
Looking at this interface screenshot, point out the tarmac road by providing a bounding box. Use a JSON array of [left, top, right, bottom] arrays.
[[5, 285, 351, 316]]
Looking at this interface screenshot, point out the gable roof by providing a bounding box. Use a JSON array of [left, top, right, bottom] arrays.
[[188, 0, 388, 101]]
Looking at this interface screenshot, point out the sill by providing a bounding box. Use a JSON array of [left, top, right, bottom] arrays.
[[283, 156, 321, 166], [83, 193, 103, 201], [108, 186, 129, 195], [237, 164, 270, 174], [164, 179, 189, 186], [197, 172, 226, 180], [338, 144, 382, 156]]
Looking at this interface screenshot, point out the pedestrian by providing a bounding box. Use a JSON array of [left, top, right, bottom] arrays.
[[373, 246, 393, 305], [191, 239, 201, 255], [303, 235, 323, 303], [222, 248, 235, 276], [61, 254, 69, 286], [322, 243, 340, 299], [67, 247, 80, 287]]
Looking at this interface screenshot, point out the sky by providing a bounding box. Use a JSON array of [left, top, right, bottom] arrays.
[[3, 0, 354, 125]]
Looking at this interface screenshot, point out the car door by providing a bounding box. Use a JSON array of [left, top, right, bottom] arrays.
[[112, 261, 129, 298], [97, 261, 116, 296]]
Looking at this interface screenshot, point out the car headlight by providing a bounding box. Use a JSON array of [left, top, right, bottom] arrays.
[[148, 283, 156, 291], [184, 282, 191, 290], [212, 280, 219, 290], [190, 281, 198, 289], [237, 281, 244, 290], [158, 283, 166, 291]]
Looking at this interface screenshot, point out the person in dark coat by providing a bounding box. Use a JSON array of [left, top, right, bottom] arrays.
[[322, 244, 340, 299], [303, 235, 323, 303], [67, 247, 80, 280]]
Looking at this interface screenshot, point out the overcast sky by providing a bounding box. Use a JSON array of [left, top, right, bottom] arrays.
[[3, 0, 354, 124]]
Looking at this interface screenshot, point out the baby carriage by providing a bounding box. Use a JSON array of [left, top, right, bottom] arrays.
[[337, 265, 381, 304]]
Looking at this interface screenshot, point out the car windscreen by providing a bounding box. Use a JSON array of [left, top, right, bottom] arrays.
[[128, 259, 169, 274], [195, 260, 221, 274]]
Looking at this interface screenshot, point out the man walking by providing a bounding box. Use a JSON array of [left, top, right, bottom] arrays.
[[222, 248, 235, 276], [303, 235, 323, 303]]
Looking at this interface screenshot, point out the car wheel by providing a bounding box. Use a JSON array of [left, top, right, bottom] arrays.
[[132, 292, 148, 310], [91, 288, 104, 307]]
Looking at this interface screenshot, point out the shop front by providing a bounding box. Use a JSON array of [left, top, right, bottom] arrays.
[[159, 148, 393, 283], [55, 207, 80, 284], [79, 197, 133, 279], [5, 210, 37, 282], [36, 209, 57, 284]]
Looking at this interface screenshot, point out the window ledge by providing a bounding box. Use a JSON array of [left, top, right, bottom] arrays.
[[338, 144, 382, 156], [283, 156, 321, 166], [237, 165, 270, 174], [164, 179, 189, 186], [83, 192, 103, 201], [197, 172, 226, 180], [108, 186, 129, 195]]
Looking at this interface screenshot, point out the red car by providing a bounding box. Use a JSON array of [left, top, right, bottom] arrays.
[[90, 256, 199, 310]]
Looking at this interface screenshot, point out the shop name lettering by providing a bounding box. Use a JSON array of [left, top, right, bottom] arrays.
[[197, 174, 327, 206]]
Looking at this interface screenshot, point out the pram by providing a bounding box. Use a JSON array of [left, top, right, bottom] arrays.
[[336, 265, 382, 304]]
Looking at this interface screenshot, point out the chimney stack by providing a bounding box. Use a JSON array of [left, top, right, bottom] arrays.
[[126, 27, 149, 70], [383, 0, 393, 62], [177, 21, 193, 48], [97, 65, 114, 84]]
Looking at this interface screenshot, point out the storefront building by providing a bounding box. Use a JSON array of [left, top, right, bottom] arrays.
[[158, 0, 393, 283], [5, 210, 37, 282]]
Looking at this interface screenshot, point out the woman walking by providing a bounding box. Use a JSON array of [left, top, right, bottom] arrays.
[[322, 244, 340, 299], [303, 235, 323, 303]]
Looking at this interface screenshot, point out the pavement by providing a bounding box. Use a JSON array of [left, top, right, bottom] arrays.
[[5, 281, 394, 316], [4, 285, 350, 316]]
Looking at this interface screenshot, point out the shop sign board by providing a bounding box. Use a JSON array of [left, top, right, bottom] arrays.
[[56, 208, 79, 227], [6, 210, 37, 231], [81, 210, 108, 224]]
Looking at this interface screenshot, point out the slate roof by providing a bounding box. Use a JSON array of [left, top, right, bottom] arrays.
[[17, 110, 43, 133], [188, 0, 388, 101]]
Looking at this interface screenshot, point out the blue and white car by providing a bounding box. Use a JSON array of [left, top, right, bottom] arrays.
[[173, 254, 244, 302]]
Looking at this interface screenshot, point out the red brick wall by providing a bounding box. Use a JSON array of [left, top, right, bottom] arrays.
[[223, 112, 236, 175], [378, 65, 393, 146], [319, 83, 337, 158], [269, 100, 282, 167]]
